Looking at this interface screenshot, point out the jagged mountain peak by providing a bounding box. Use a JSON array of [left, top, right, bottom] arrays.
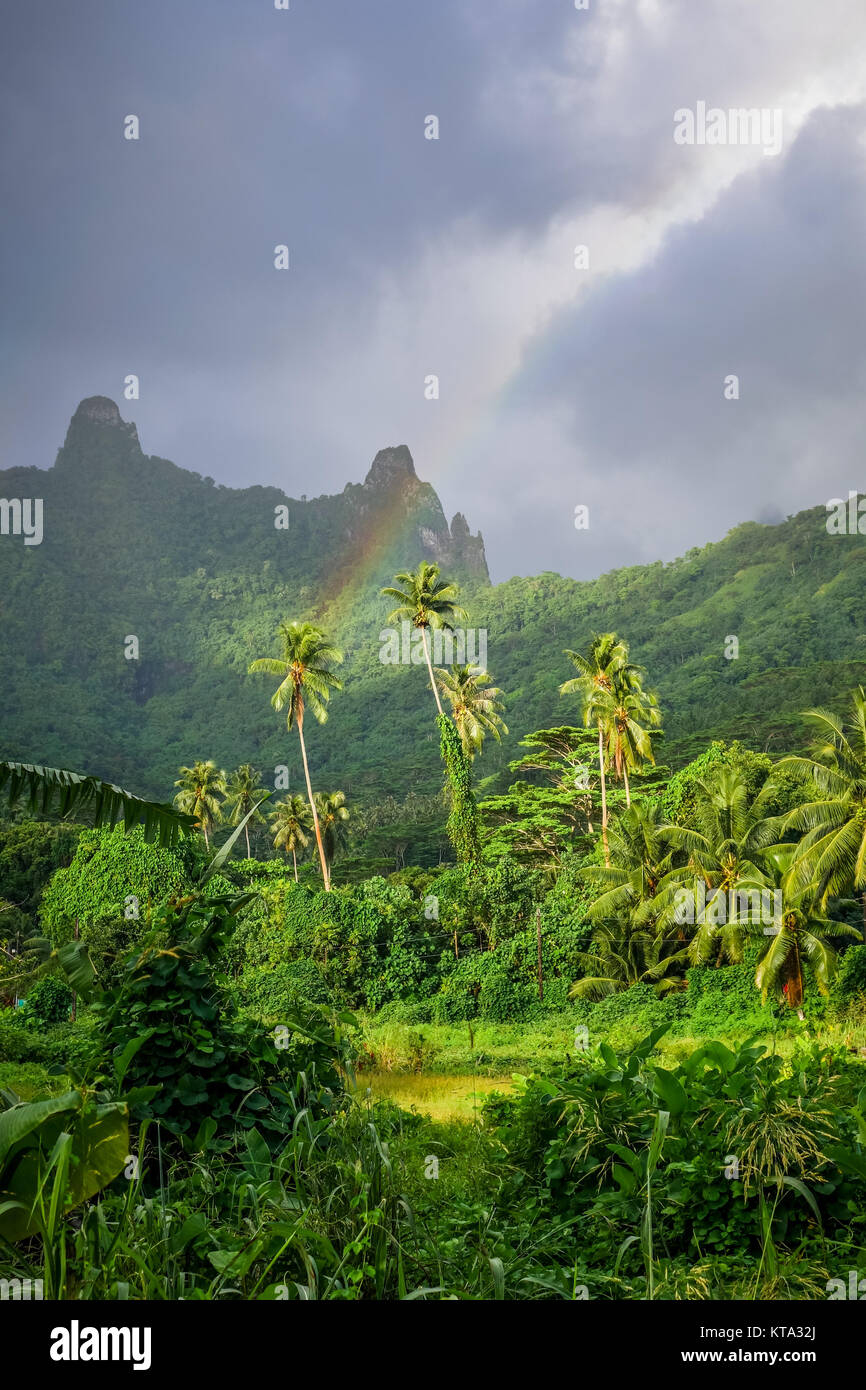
[[74, 396, 126, 425], [364, 445, 417, 489], [61, 396, 141, 457]]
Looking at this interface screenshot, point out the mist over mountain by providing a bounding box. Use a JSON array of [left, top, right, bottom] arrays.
[[0, 398, 864, 803]]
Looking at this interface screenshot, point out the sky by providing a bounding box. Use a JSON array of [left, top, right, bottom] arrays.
[[1, 0, 865, 583]]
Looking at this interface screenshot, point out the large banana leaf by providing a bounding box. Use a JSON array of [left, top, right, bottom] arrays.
[[0, 1090, 129, 1241], [20, 936, 98, 996], [0, 760, 194, 846]]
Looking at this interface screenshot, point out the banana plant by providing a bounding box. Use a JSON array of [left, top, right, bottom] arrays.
[[0, 759, 195, 845], [0, 1089, 129, 1244]]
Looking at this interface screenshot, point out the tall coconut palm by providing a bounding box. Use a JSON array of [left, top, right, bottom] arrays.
[[560, 634, 636, 866], [434, 664, 508, 759], [224, 764, 266, 858], [173, 761, 226, 848], [605, 683, 662, 807], [270, 794, 313, 882], [777, 689, 866, 909], [382, 562, 468, 717], [249, 621, 343, 891], [314, 790, 350, 879]]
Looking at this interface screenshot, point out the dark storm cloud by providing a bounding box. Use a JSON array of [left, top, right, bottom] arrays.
[[1, 0, 865, 580], [472, 103, 866, 580]]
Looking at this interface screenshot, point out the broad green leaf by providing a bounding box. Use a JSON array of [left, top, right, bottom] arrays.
[[652, 1068, 686, 1117]]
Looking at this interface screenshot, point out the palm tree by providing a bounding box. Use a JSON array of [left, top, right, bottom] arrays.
[[249, 621, 343, 891], [605, 683, 662, 807], [270, 794, 313, 882], [652, 768, 780, 965], [382, 562, 468, 717], [434, 664, 508, 759], [561, 634, 636, 866], [754, 888, 859, 1015], [224, 764, 266, 858], [582, 801, 689, 930], [576, 802, 694, 997], [314, 791, 350, 879], [173, 761, 226, 848], [568, 923, 685, 1001], [777, 689, 866, 910]]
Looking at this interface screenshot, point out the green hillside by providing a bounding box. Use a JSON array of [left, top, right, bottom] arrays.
[[1, 396, 864, 802]]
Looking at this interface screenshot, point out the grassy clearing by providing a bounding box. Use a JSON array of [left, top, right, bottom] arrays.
[[351, 1069, 514, 1121], [357, 1010, 866, 1088], [0, 1060, 69, 1100]]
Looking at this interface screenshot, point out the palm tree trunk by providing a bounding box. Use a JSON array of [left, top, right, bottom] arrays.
[[623, 763, 631, 808], [297, 710, 330, 891], [420, 626, 444, 717], [790, 931, 804, 1011], [292, 846, 298, 883], [244, 822, 251, 858], [598, 720, 610, 867], [202, 821, 210, 850]]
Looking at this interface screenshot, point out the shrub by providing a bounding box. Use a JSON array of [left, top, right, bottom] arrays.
[[18, 975, 73, 1027], [0, 1014, 95, 1069], [232, 959, 333, 1018], [832, 944, 866, 1014], [89, 888, 351, 1151]]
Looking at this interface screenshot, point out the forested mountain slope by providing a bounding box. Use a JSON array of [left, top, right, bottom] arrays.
[[0, 397, 863, 801]]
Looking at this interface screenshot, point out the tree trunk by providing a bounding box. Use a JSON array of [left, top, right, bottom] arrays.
[[292, 847, 298, 883], [598, 720, 610, 867], [421, 626, 444, 716], [203, 821, 210, 850], [297, 709, 330, 891], [623, 763, 631, 808], [244, 822, 251, 858]]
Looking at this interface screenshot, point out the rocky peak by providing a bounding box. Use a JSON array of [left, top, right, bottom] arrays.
[[364, 445, 417, 490], [61, 397, 141, 456], [74, 396, 125, 426]]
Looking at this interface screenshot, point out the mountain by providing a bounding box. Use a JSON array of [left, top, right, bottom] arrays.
[[1, 397, 865, 806]]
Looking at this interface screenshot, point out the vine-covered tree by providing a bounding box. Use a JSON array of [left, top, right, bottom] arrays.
[[438, 714, 481, 864], [434, 664, 508, 759]]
